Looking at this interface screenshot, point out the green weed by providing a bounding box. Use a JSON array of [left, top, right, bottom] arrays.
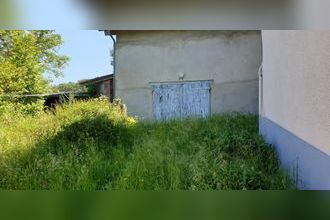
[[0, 100, 292, 190]]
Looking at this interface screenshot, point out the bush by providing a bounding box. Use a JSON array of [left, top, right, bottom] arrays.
[[52, 99, 136, 154], [0, 97, 45, 117], [0, 99, 136, 190], [0, 100, 292, 190]]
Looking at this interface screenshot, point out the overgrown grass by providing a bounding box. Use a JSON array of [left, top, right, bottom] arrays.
[[0, 99, 292, 190]]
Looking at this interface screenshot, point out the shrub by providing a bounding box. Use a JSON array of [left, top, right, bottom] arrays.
[[0, 99, 136, 190], [52, 99, 136, 154], [0, 97, 45, 117]]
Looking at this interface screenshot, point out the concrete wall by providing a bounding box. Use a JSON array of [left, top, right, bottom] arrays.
[[260, 30, 330, 189], [115, 31, 262, 120]]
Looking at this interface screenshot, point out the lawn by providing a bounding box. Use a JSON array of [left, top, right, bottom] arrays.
[[0, 99, 292, 190]]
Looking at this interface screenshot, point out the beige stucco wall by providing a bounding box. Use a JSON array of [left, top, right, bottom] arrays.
[[262, 30, 330, 155], [115, 31, 261, 120]]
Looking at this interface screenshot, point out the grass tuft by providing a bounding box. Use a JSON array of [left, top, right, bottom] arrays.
[[0, 100, 292, 190]]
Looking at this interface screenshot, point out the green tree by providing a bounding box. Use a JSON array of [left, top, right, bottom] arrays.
[[52, 82, 87, 93], [0, 30, 69, 115]]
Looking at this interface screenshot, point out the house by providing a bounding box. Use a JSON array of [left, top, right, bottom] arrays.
[[79, 74, 114, 100], [85, 1, 330, 189], [260, 31, 330, 189], [107, 31, 261, 120]]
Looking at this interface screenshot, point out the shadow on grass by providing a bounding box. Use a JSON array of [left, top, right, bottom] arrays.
[[0, 114, 293, 190], [0, 115, 135, 190]]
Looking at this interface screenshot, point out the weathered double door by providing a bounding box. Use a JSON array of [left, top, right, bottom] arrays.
[[152, 81, 211, 120]]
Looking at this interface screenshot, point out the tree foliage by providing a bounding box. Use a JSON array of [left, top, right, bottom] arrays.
[[0, 30, 69, 95], [52, 82, 87, 93], [0, 30, 69, 115]]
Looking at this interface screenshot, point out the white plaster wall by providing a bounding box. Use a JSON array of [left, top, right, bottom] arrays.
[[262, 30, 330, 155], [115, 31, 261, 120]]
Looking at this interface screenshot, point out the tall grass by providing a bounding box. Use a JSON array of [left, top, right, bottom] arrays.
[[0, 99, 292, 190]]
